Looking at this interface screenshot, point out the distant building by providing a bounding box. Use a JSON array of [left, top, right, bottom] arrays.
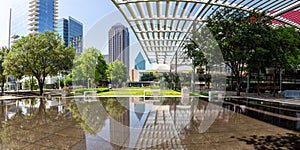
[[11, 0, 58, 39], [134, 52, 146, 70], [108, 23, 130, 77], [57, 16, 83, 55], [103, 55, 109, 64], [10, 0, 58, 89]]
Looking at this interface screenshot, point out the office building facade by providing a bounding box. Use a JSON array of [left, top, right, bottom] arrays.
[[108, 23, 130, 77], [11, 0, 58, 38], [57, 16, 83, 55]]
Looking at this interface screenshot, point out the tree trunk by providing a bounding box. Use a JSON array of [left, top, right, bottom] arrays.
[[38, 98, 46, 114], [37, 78, 45, 96], [1, 75, 5, 96], [236, 73, 241, 96], [236, 82, 241, 96], [273, 70, 277, 97], [30, 76, 34, 91], [257, 70, 261, 95], [0, 103, 4, 120]]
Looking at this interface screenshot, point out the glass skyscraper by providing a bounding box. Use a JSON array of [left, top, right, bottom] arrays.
[[57, 16, 83, 55], [108, 23, 130, 77], [11, 0, 58, 38]]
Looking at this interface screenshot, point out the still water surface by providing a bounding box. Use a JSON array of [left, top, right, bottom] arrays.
[[0, 97, 299, 149]]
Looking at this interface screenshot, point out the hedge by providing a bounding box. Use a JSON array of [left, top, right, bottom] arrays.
[[74, 88, 110, 94]]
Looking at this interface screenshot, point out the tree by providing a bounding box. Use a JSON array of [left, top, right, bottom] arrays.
[[109, 61, 127, 88], [140, 72, 156, 81], [183, 40, 208, 68], [95, 53, 108, 87], [3, 31, 75, 95], [72, 48, 100, 87], [55, 73, 72, 88], [183, 39, 208, 91], [68, 98, 126, 135], [244, 13, 274, 95], [0, 47, 10, 95], [206, 8, 273, 96], [22, 78, 37, 90], [265, 26, 300, 96]]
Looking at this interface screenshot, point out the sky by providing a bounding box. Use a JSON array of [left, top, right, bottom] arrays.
[[0, 0, 151, 69], [0, 0, 118, 47]]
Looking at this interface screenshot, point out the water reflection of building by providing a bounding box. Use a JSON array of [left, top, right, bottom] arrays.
[[134, 102, 186, 148], [109, 98, 130, 148], [134, 103, 145, 121]]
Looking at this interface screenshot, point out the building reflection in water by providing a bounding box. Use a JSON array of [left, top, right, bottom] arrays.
[[82, 96, 225, 149], [109, 98, 130, 149]]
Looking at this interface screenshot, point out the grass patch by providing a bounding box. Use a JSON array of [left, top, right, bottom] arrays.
[[145, 90, 181, 96], [98, 89, 144, 96], [98, 89, 181, 96], [74, 88, 110, 95], [190, 92, 209, 96]]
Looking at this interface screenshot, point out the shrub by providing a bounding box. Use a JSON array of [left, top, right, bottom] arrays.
[[199, 92, 209, 96], [74, 88, 110, 94], [190, 92, 209, 96]]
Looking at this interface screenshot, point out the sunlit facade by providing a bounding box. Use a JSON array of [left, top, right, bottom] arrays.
[[57, 16, 83, 55], [108, 23, 130, 76], [11, 0, 58, 38]]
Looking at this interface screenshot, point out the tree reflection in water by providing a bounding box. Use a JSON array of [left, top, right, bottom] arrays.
[[0, 98, 76, 149], [68, 97, 127, 135]]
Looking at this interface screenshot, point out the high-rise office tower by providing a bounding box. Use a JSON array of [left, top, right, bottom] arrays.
[[57, 16, 83, 55], [108, 23, 130, 77], [11, 0, 58, 38]]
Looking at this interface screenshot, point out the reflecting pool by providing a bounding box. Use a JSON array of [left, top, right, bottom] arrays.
[[0, 97, 299, 149]]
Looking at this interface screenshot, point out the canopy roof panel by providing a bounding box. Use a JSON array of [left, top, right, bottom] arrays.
[[111, 0, 300, 65]]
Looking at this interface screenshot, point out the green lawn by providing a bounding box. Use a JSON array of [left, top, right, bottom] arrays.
[[98, 89, 181, 96], [73, 88, 182, 96], [98, 89, 144, 96]]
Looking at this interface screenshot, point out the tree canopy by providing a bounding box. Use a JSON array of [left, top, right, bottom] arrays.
[[95, 53, 108, 86], [72, 47, 98, 87], [3, 31, 75, 95], [179, 7, 300, 95], [72, 47, 108, 87], [140, 72, 156, 81], [109, 61, 127, 88], [205, 8, 275, 95], [0, 47, 10, 95]]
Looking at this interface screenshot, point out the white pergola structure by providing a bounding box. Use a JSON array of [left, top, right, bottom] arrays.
[[111, 0, 300, 67]]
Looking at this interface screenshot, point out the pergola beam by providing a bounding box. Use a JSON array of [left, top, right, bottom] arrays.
[[270, 1, 300, 17], [112, 0, 300, 65]]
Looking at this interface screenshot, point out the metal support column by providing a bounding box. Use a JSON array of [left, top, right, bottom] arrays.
[[246, 74, 250, 93]]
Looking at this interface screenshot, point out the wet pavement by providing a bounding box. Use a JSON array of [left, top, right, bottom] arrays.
[[0, 97, 299, 150]]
